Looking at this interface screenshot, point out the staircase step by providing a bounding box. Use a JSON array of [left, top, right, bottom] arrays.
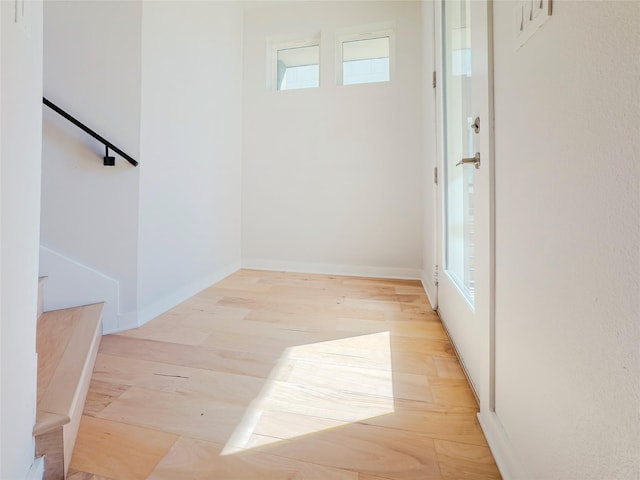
[[34, 303, 104, 480]]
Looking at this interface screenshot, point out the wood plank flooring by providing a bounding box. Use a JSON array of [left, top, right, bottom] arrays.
[[69, 270, 500, 479]]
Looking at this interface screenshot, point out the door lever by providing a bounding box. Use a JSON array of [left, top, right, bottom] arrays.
[[456, 152, 481, 169]]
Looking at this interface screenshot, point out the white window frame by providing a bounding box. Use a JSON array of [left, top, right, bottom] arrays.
[[269, 37, 321, 92], [336, 27, 395, 86]]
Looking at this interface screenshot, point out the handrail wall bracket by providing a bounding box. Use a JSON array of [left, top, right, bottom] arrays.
[[104, 146, 115, 167]]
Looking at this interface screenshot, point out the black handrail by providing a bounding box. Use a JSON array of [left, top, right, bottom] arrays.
[[43, 97, 138, 167]]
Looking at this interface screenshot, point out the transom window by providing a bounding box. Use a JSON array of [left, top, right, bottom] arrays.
[[338, 28, 394, 86], [342, 36, 390, 85], [273, 41, 320, 91], [269, 28, 394, 91]]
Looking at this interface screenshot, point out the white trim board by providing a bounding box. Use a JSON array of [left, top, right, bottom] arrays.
[[130, 261, 241, 333], [477, 410, 528, 480], [241, 258, 422, 280], [421, 269, 438, 309], [25, 457, 44, 480], [39, 245, 120, 333]]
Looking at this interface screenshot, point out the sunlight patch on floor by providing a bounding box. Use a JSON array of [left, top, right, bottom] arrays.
[[221, 331, 394, 455]]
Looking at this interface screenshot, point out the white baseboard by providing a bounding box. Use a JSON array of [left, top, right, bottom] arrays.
[[133, 261, 241, 330], [40, 246, 241, 335], [241, 258, 422, 280], [420, 270, 438, 309], [477, 410, 528, 480], [25, 457, 44, 480], [39, 245, 120, 333], [109, 309, 139, 334]]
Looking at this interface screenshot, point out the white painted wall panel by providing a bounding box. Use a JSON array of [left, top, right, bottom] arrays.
[[0, 0, 43, 477], [242, 1, 424, 277], [137, 1, 243, 318], [42, 1, 142, 315], [491, 1, 640, 477]]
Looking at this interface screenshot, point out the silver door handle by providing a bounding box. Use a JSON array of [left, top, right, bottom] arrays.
[[456, 152, 481, 169]]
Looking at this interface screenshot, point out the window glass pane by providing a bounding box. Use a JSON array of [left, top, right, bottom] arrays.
[[277, 45, 319, 91], [342, 36, 390, 85], [443, 0, 475, 305]]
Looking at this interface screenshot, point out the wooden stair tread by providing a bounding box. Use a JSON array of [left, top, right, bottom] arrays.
[[37, 306, 79, 407], [33, 412, 71, 437], [35, 303, 104, 434]]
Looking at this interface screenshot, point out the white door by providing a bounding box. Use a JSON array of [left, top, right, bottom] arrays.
[[436, 0, 494, 407]]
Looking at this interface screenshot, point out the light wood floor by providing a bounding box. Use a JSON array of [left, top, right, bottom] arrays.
[[69, 270, 500, 480]]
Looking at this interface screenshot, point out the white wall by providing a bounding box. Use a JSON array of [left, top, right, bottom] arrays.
[[1, 0, 3, 469], [0, 0, 43, 477], [42, 1, 142, 318], [242, 1, 423, 278], [137, 1, 243, 322], [489, 1, 640, 478]]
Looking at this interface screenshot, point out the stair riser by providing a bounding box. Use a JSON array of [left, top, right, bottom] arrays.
[[36, 428, 64, 480], [63, 321, 101, 476]]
